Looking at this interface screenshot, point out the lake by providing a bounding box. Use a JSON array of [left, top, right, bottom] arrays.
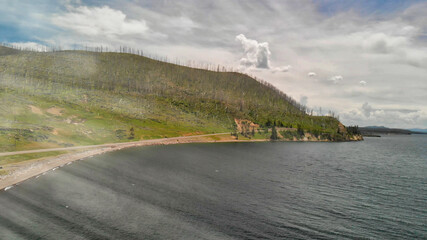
[[0, 135, 426, 239]]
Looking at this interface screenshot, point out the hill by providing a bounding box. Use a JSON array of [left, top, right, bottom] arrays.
[[363, 126, 388, 129], [0, 46, 19, 56], [0, 45, 360, 164], [359, 126, 412, 135], [409, 128, 427, 134]]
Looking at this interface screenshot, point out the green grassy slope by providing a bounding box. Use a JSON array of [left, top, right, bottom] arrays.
[[0, 46, 351, 155]]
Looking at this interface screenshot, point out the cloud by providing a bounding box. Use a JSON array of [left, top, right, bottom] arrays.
[[361, 102, 373, 117], [329, 75, 343, 84], [235, 34, 291, 73], [235, 34, 271, 69], [53, 6, 149, 36], [167, 16, 198, 32], [8, 42, 49, 52], [308, 72, 317, 77], [272, 65, 292, 73], [50, 5, 167, 47], [362, 32, 409, 54], [341, 102, 424, 127], [300, 95, 308, 106], [359, 80, 367, 86]]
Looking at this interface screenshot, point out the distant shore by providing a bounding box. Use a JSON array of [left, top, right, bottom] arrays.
[[0, 133, 268, 191]]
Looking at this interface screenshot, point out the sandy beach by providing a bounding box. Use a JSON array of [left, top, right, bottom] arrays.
[[0, 133, 267, 191]]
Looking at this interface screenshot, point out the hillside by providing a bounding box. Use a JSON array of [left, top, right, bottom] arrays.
[[0, 45, 360, 162]]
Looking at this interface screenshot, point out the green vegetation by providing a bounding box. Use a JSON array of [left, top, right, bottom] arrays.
[[270, 126, 278, 140], [346, 126, 361, 136], [0, 151, 67, 166], [0, 45, 360, 163]]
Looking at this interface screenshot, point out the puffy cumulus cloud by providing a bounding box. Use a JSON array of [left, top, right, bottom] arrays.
[[308, 72, 317, 77], [359, 80, 367, 86], [235, 34, 292, 73], [329, 75, 343, 84], [235, 34, 271, 69], [51, 5, 166, 44]]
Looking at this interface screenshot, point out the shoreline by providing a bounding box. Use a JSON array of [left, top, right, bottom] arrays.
[[0, 133, 267, 191], [0, 132, 362, 191]]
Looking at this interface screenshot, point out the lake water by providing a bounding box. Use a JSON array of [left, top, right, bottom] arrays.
[[0, 135, 426, 239]]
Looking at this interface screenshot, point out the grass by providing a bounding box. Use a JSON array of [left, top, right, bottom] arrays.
[[0, 87, 229, 164], [0, 88, 228, 150], [0, 46, 357, 165], [0, 151, 68, 166]]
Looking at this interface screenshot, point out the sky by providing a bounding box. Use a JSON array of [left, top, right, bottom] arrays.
[[1, 0, 426, 128]]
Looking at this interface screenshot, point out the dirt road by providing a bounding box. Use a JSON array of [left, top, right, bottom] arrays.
[[0, 133, 231, 157]]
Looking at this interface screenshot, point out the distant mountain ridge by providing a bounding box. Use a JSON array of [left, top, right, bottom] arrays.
[[363, 126, 388, 129], [409, 128, 427, 134], [360, 126, 426, 135]]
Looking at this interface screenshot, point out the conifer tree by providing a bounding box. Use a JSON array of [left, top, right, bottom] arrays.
[[129, 127, 135, 139], [270, 125, 278, 140]]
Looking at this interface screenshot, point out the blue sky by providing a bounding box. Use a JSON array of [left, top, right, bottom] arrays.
[[1, 0, 426, 128], [316, 0, 426, 15]]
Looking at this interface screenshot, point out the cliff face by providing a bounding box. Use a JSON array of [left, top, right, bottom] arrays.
[[349, 135, 364, 141], [294, 132, 363, 142]]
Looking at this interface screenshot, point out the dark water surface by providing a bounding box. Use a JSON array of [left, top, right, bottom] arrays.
[[0, 135, 426, 239]]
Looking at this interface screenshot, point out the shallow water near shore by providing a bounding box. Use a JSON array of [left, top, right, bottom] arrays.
[[0, 135, 426, 239]]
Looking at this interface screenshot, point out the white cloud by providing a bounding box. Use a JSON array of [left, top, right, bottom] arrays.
[[359, 80, 367, 86], [340, 102, 425, 128], [50, 5, 167, 47], [235, 34, 292, 73], [308, 72, 316, 77], [235, 34, 271, 69], [53, 6, 149, 37], [362, 32, 409, 54], [272, 65, 292, 73], [7, 42, 49, 52], [329, 75, 343, 84]]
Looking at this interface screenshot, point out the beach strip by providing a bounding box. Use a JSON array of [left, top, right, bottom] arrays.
[[1, 133, 267, 191]]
